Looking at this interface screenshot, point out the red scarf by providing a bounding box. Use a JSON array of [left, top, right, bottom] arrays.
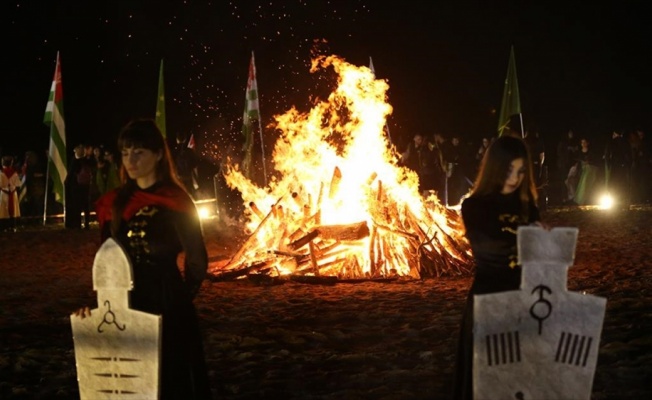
[[96, 183, 196, 233], [2, 167, 18, 217]]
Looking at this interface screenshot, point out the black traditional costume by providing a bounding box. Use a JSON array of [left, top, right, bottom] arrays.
[[451, 190, 540, 399], [96, 182, 211, 399]]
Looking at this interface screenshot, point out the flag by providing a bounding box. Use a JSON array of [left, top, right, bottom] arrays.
[[497, 46, 522, 137], [187, 133, 195, 149], [241, 51, 260, 180], [43, 52, 67, 204], [155, 59, 167, 138]]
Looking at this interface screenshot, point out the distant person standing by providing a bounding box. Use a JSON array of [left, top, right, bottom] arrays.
[[172, 133, 199, 199], [525, 129, 545, 180], [20, 150, 46, 218], [401, 133, 440, 198], [630, 129, 651, 203], [475, 137, 491, 162], [447, 135, 473, 206], [95, 149, 120, 196], [429, 132, 450, 204], [603, 130, 631, 207], [1, 155, 22, 231], [67, 144, 94, 229], [556, 130, 579, 201], [525, 129, 547, 210], [573, 138, 600, 205]]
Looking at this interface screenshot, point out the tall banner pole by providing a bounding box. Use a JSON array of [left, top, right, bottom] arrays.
[[42, 158, 50, 225]]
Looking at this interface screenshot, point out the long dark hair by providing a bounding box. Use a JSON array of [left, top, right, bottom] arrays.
[[470, 135, 538, 218], [110, 119, 184, 235]]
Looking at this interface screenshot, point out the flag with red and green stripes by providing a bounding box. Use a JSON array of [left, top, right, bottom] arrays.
[[43, 52, 67, 204]]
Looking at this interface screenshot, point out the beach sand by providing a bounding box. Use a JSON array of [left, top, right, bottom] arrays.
[[1, 206, 650, 399]]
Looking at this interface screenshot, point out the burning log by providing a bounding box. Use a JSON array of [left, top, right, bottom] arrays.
[[288, 221, 370, 251], [288, 227, 306, 242], [272, 204, 284, 219], [209, 260, 271, 282], [317, 221, 370, 241], [328, 166, 342, 199], [215, 165, 472, 281], [224, 196, 285, 270], [249, 201, 265, 220], [288, 229, 320, 250], [308, 241, 320, 275], [315, 182, 324, 225], [312, 240, 341, 257]]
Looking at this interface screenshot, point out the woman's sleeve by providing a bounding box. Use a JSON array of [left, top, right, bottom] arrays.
[[175, 209, 208, 299], [529, 198, 541, 223], [461, 196, 488, 234]]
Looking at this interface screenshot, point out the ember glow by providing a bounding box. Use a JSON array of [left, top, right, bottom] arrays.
[[218, 55, 472, 279]]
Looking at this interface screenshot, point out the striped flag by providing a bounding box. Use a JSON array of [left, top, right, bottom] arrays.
[[155, 59, 167, 138], [241, 51, 260, 180], [43, 52, 67, 204]]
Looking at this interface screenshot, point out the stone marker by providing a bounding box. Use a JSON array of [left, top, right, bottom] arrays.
[[70, 238, 162, 399], [473, 226, 607, 400]]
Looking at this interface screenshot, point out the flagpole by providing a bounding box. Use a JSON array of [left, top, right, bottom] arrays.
[[155, 59, 167, 138], [368, 56, 392, 145], [43, 156, 50, 225], [257, 110, 267, 186], [43, 51, 68, 226], [252, 52, 267, 186]]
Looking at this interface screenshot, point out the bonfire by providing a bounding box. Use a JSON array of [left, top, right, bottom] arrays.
[[209, 55, 473, 281]]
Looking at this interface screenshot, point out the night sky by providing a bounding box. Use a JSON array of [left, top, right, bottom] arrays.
[[4, 1, 651, 163]]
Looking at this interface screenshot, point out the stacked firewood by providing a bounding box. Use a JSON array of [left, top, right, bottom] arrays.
[[209, 167, 473, 281]]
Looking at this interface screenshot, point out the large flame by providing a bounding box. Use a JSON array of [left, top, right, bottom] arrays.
[[221, 54, 471, 279]]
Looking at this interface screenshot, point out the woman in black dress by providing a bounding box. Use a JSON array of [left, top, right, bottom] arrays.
[[451, 134, 544, 399], [94, 119, 212, 399]]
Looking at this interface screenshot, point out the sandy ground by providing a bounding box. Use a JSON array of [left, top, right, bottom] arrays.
[[0, 205, 650, 399]]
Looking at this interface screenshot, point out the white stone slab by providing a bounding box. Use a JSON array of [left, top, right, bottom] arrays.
[[71, 238, 162, 400], [473, 226, 606, 400]]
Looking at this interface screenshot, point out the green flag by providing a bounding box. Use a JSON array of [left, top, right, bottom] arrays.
[[241, 52, 260, 180], [155, 59, 167, 138], [43, 52, 67, 205], [497, 46, 522, 137]]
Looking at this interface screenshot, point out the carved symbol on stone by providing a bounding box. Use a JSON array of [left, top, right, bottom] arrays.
[[555, 331, 594, 367], [484, 331, 521, 366], [97, 300, 126, 333], [529, 285, 552, 334]]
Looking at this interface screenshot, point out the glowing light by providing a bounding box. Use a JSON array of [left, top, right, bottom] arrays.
[[197, 206, 211, 219], [195, 199, 218, 220], [598, 193, 614, 210]]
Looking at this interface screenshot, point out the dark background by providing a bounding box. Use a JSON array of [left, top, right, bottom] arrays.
[[4, 1, 651, 164]]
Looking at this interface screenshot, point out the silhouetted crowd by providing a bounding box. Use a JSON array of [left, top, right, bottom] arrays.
[[399, 128, 652, 209], [2, 127, 651, 232], [0, 133, 219, 231]]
